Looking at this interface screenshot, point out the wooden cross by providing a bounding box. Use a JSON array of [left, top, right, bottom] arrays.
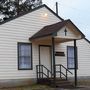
[[64, 29, 67, 36]]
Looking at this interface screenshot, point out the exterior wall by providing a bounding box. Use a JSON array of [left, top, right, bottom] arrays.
[[0, 7, 61, 79], [55, 39, 90, 77], [0, 5, 89, 83], [0, 78, 36, 88], [77, 39, 90, 76]]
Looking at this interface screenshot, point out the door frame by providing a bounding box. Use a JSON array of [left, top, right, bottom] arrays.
[[39, 45, 52, 72]]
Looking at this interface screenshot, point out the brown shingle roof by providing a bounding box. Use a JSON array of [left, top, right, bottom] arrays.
[[29, 19, 85, 40], [30, 20, 68, 40]]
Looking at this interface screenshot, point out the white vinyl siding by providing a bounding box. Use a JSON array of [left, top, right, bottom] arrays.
[[0, 6, 89, 80], [55, 39, 90, 77], [0, 6, 61, 79]]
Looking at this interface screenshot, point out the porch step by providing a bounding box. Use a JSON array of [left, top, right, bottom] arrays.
[[37, 78, 74, 88], [37, 78, 51, 85], [55, 79, 74, 88], [55, 80, 74, 88]]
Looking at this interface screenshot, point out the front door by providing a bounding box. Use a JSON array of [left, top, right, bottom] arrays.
[[39, 45, 51, 71]]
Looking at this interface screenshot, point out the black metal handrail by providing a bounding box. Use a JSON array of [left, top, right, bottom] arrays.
[[36, 64, 73, 82], [42, 65, 52, 74], [55, 64, 73, 80], [36, 65, 52, 80], [56, 64, 73, 74]]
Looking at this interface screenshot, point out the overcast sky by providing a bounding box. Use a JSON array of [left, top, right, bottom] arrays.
[[43, 0, 90, 40]]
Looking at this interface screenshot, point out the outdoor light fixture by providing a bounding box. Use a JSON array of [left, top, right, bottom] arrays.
[[43, 13, 48, 17]]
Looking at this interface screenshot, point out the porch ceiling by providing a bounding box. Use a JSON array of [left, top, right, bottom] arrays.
[[54, 36, 76, 43], [30, 36, 76, 43]]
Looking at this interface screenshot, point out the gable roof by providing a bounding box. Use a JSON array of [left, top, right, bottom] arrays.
[[0, 4, 63, 25], [29, 19, 85, 40]]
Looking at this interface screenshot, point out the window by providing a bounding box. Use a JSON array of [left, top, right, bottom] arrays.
[[18, 43, 32, 70], [67, 46, 77, 69]]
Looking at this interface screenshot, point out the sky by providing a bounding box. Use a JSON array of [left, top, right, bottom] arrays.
[[43, 0, 90, 40]]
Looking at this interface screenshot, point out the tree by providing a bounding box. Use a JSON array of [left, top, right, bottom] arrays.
[[0, 0, 18, 22], [0, 0, 42, 22], [18, 0, 42, 14]]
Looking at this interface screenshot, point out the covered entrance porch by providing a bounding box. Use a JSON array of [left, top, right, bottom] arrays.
[[29, 19, 85, 87]]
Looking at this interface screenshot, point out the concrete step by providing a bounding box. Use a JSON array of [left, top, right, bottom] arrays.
[[37, 78, 74, 88], [56, 81, 71, 84], [55, 80, 74, 88], [50, 79, 74, 88]]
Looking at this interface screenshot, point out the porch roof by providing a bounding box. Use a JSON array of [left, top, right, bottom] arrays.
[[29, 19, 85, 41]]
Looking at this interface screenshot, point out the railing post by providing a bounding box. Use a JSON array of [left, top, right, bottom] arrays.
[[47, 70, 49, 78], [66, 70, 67, 80], [36, 65, 38, 83], [60, 65, 61, 78], [48, 71, 49, 77], [51, 71, 52, 78], [39, 65, 40, 78], [42, 65, 43, 78]]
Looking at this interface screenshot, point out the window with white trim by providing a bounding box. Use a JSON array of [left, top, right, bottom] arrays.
[[18, 43, 32, 70]]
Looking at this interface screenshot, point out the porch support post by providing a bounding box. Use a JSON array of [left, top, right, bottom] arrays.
[[38, 45, 41, 79], [74, 39, 77, 87], [52, 37, 56, 82]]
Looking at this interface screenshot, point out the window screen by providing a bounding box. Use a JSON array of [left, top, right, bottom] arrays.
[[18, 43, 32, 70], [67, 46, 75, 69]]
